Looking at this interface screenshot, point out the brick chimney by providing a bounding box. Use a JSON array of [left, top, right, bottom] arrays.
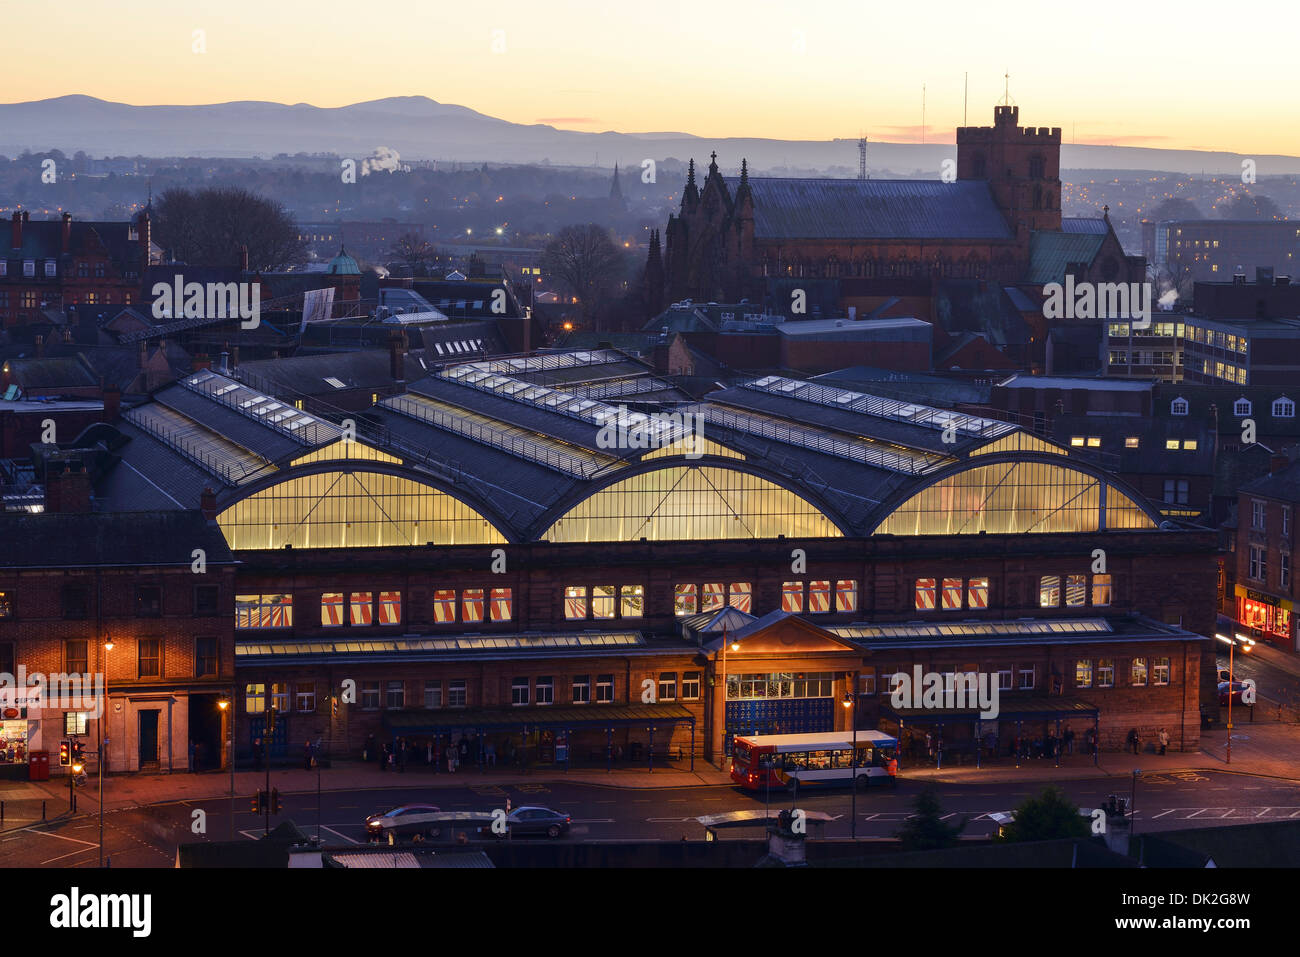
[[61, 212, 72, 254], [102, 385, 121, 422], [200, 486, 218, 522], [9, 211, 20, 250], [45, 456, 92, 514], [389, 330, 407, 383], [192, 354, 211, 372], [1271, 453, 1292, 475]]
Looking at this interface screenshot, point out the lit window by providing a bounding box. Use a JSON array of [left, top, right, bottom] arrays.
[[941, 577, 963, 610], [1039, 576, 1061, 607], [620, 584, 643, 618], [728, 582, 752, 612], [564, 586, 588, 619], [1153, 657, 1171, 686], [462, 588, 485, 623], [1092, 574, 1112, 606], [915, 578, 937, 610], [1097, 659, 1114, 688], [349, 592, 373, 625], [1070, 436, 1085, 447], [1166, 439, 1180, 450], [378, 590, 401, 625], [592, 585, 616, 619], [1075, 659, 1093, 688], [1184, 439, 1198, 451], [433, 589, 457, 623], [1125, 437, 1140, 448], [701, 583, 724, 612], [674, 584, 698, 616], [1065, 574, 1087, 607], [245, 683, 266, 713], [320, 592, 344, 627], [235, 594, 292, 629], [782, 581, 804, 613], [490, 587, 513, 621], [1086, 437, 1101, 448], [967, 577, 989, 608], [1131, 657, 1147, 686], [808, 580, 831, 614], [835, 580, 858, 613]]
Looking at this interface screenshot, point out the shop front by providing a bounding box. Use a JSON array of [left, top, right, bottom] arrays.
[[1235, 585, 1294, 647]]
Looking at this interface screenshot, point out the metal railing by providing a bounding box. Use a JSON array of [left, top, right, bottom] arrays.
[[124, 407, 268, 485]]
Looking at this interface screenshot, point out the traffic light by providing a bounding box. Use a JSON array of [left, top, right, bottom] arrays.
[[72, 742, 84, 766], [251, 790, 265, 813], [271, 788, 282, 814], [59, 740, 71, 766]]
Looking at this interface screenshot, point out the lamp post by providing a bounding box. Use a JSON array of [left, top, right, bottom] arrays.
[[1215, 632, 1256, 765], [843, 689, 858, 840], [718, 631, 740, 769], [99, 639, 112, 867], [218, 697, 231, 838], [1130, 768, 1142, 836]]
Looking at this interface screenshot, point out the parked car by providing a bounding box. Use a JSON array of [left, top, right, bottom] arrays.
[[364, 803, 443, 843], [481, 806, 571, 839], [1218, 681, 1248, 706]]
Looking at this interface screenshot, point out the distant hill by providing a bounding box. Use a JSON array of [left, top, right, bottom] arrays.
[[3, 95, 1299, 177]]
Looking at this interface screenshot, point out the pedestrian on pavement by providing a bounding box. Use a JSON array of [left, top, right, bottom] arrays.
[[426, 740, 434, 768], [1159, 728, 1169, 755], [380, 742, 389, 772], [364, 732, 375, 763], [1064, 727, 1075, 755], [1127, 727, 1139, 755], [304, 740, 313, 771], [396, 737, 406, 773]]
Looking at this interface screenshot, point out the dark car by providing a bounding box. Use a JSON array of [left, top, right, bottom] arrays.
[[483, 806, 571, 839], [364, 803, 443, 843]]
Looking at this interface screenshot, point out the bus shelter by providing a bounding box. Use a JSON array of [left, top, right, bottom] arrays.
[[383, 702, 696, 772], [881, 697, 1100, 770]]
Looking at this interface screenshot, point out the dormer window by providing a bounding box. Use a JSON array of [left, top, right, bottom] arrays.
[[1273, 397, 1295, 418], [1170, 397, 1189, 416], [22, 260, 34, 277], [44, 260, 56, 277], [1234, 398, 1252, 417]]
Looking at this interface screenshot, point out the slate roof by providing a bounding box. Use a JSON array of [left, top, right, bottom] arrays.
[[0, 510, 233, 567], [1026, 230, 1108, 284], [1060, 217, 1110, 234], [747, 178, 1014, 241], [1239, 459, 1300, 502]]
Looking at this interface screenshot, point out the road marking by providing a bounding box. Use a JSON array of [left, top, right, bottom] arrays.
[[40, 846, 100, 865], [1257, 808, 1272, 817], [863, 813, 880, 821], [319, 825, 359, 845], [571, 818, 614, 824], [1150, 809, 1177, 818], [646, 816, 695, 823], [19, 828, 98, 847]]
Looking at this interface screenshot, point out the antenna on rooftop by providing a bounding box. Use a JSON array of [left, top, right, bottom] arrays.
[[858, 136, 867, 180]]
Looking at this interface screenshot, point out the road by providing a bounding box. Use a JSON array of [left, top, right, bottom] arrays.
[[1, 769, 1298, 867]]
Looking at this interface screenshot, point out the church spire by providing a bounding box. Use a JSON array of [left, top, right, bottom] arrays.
[[609, 162, 624, 206], [682, 158, 700, 210]]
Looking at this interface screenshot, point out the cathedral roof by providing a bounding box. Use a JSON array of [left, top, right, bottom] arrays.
[[745, 178, 1014, 241]]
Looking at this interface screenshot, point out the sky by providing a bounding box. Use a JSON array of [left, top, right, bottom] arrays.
[[3, 0, 1299, 156]]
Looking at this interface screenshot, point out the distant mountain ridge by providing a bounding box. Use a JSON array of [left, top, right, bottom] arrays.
[[2, 95, 1298, 177]]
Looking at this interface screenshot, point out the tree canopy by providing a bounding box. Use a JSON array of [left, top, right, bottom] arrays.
[[154, 185, 306, 270]]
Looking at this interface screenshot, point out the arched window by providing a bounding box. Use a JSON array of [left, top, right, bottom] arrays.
[[1171, 397, 1189, 416], [543, 465, 841, 542], [872, 461, 1157, 536], [1234, 398, 1253, 417], [218, 470, 507, 550], [1273, 397, 1295, 418]]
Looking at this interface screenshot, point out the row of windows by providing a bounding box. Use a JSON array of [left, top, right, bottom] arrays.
[[1251, 500, 1292, 535], [1075, 656, 1171, 688], [1170, 395, 1295, 418], [564, 585, 643, 620], [245, 672, 703, 712], [237, 588, 519, 629], [727, 672, 836, 699], [911, 575, 1111, 611], [3, 637, 220, 680], [0, 585, 220, 621], [1248, 546, 1291, 588]]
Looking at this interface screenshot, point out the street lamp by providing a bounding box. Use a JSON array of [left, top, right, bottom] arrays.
[[843, 689, 858, 840], [1215, 632, 1256, 764], [99, 639, 112, 866], [218, 698, 232, 838], [718, 630, 740, 769]]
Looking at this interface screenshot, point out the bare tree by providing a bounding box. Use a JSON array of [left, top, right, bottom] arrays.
[[539, 223, 625, 325], [154, 186, 306, 270], [388, 232, 435, 275]]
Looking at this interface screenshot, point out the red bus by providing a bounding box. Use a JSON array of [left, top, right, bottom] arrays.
[[730, 730, 899, 790]]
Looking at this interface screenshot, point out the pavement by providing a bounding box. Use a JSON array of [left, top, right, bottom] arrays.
[[2, 714, 1297, 831]]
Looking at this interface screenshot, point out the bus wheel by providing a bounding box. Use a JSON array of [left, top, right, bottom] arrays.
[[855, 774, 870, 791]]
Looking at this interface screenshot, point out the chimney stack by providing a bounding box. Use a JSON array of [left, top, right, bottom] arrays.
[[44, 456, 93, 514], [61, 212, 72, 254], [1271, 454, 1292, 475], [10, 211, 21, 251], [102, 385, 121, 422]]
